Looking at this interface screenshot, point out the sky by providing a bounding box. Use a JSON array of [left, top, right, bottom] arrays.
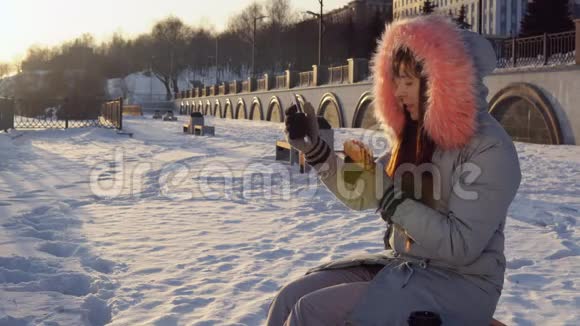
[[0, 0, 351, 63]]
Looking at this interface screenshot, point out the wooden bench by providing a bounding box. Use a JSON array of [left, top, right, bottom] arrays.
[[123, 105, 142, 116], [275, 140, 301, 165], [193, 125, 215, 136], [184, 114, 205, 134], [162, 110, 177, 121]]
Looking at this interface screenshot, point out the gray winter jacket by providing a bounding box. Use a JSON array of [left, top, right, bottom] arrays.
[[305, 16, 521, 325]]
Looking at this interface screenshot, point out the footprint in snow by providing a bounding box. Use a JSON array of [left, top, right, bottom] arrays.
[[506, 258, 534, 269], [545, 249, 577, 260], [507, 273, 552, 288]]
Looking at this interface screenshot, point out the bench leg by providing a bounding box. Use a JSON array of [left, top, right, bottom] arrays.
[[299, 152, 309, 173], [289, 148, 300, 166]]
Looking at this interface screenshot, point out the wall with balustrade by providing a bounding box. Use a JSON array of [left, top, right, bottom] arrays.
[[174, 21, 580, 145]]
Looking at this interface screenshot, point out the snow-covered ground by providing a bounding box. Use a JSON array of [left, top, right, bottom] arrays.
[[0, 114, 578, 325]]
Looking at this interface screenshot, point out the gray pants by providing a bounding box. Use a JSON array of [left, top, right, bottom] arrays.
[[266, 266, 383, 326]]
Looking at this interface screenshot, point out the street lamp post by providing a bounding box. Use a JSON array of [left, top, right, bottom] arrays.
[[215, 35, 219, 84], [306, 0, 324, 66], [252, 15, 267, 78]]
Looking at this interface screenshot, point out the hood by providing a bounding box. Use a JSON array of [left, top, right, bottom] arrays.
[[372, 15, 497, 150]]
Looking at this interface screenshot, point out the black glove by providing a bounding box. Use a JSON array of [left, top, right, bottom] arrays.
[[284, 102, 320, 154]]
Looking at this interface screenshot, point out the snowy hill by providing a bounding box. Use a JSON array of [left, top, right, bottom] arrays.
[[0, 116, 578, 325]]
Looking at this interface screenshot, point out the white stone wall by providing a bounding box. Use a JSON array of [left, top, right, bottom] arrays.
[[485, 66, 580, 145]]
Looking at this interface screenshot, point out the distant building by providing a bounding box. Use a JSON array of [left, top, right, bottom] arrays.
[[393, 0, 530, 37], [325, 0, 393, 25], [571, 0, 580, 18]]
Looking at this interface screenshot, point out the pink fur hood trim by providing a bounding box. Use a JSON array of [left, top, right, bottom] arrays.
[[372, 15, 478, 150]]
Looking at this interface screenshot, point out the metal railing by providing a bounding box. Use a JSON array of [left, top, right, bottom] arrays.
[[0, 97, 122, 130], [328, 65, 349, 84], [276, 75, 286, 89], [299, 71, 314, 87], [547, 31, 576, 65], [493, 30, 576, 69]]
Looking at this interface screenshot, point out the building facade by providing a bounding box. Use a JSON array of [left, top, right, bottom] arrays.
[[325, 0, 393, 25], [572, 0, 580, 18], [393, 0, 529, 37]]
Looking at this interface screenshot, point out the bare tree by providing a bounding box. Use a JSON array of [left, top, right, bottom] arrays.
[[263, 0, 297, 71], [266, 0, 294, 27], [148, 16, 192, 98], [227, 2, 265, 45], [21, 46, 55, 71], [0, 63, 12, 78]]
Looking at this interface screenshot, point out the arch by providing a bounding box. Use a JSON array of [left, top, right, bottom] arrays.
[[205, 100, 212, 116], [489, 83, 563, 145], [250, 97, 264, 120], [317, 92, 344, 128], [214, 100, 222, 118], [235, 98, 247, 119], [180, 102, 185, 115], [224, 99, 233, 119], [293, 93, 306, 111], [267, 96, 284, 122], [199, 101, 206, 115], [352, 92, 380, 129]]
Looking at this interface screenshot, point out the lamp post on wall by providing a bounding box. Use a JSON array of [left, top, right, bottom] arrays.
[[252, 15, 268, 78], [305, 0, 324, 66]]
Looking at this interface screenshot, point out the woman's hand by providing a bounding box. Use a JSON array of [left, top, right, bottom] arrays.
[[343, 140, 375, 172]]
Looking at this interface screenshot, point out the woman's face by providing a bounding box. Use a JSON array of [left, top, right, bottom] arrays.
[[393, 64, 421, 121]]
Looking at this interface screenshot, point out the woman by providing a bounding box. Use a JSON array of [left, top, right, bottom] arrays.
[[268, 15, 521, 325]]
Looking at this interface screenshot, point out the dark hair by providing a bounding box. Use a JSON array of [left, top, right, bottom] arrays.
[[387, 47, 436, 208], [392, 46, 423, 79]]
